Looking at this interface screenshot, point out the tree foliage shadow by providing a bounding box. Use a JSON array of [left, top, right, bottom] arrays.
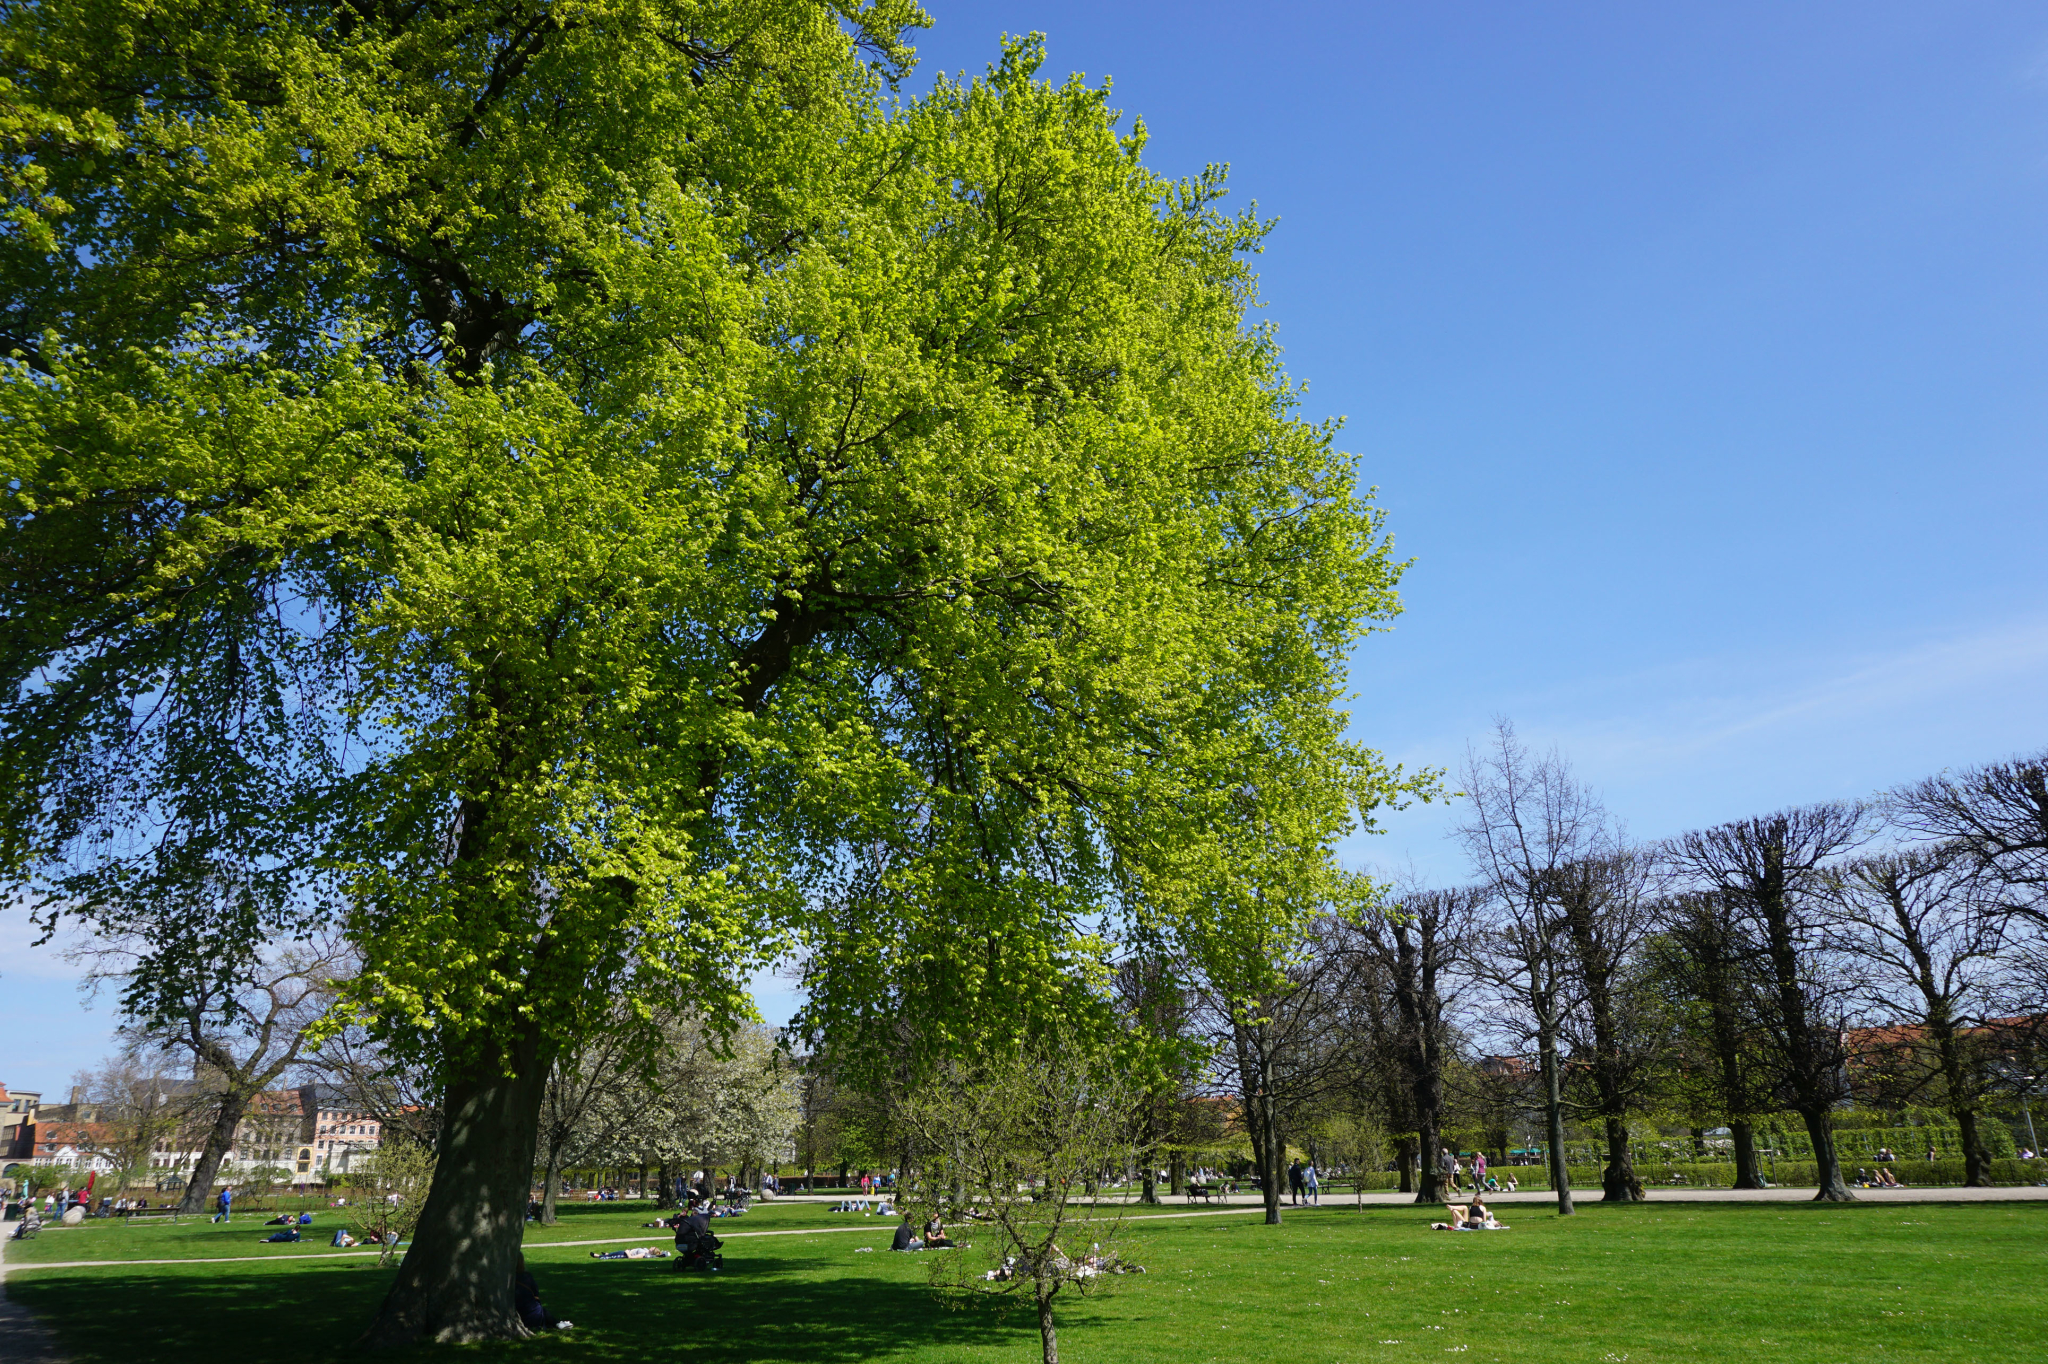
[[4, 1251, 1046, 1363]]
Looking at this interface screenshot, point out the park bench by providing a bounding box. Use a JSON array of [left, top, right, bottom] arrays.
[[118, 1205, 184, 1223], [1183, 1182, 1219, 1204]]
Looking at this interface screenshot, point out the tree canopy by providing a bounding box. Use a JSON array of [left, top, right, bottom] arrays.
[[2, 0, 1411, 1340]]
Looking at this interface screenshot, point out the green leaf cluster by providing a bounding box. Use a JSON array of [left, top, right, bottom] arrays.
[[0, 4, 1417, 1086]]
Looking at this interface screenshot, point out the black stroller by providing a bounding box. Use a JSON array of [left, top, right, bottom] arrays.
[[672, 1214, 723, 1272]]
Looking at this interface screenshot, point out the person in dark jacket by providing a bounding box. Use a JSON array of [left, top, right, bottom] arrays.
[[514, 1253, 573, 1332]]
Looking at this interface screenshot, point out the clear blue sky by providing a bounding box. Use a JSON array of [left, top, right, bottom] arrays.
[[7, 1, 2046, 1092]]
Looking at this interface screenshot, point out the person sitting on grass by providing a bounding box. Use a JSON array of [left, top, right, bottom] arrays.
[[891, 1212, 923, 1252], [1879, 1168, 1902, 1188], [1430, 1195, 1508, 1232], [514, 1254, 574, 1333], [922, 1214, 955, 1249]]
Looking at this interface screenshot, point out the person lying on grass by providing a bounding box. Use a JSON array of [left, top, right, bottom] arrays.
[[590, 1247, 669, 1259], [1431, 1195, 1509, 1231], [259, 1227, 303, 1243]]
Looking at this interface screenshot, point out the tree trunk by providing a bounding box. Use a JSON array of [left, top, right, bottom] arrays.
[[1414, 1112, 1443, 1204], [1957, 1109, 1991, 1188], [1799, 1107, 1853, 1202], [1730, 1119, 1763, 1189], [1601, 1117, 1644, 1201], [1169, 1150, 1184, 1196], [1539, 1026, 1574, 1216], [1394, 1136, 1414, 1194], [178, 1089, 254, 1214], [360, 1018, 553, 1346], [539, 1143, 566, 1224], [1035, 1283, 1060, 1364]]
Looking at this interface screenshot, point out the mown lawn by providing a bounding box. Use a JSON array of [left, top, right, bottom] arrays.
[[6, 1199, 2042, 1363]]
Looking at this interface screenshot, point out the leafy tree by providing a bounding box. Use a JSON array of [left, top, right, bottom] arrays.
[[2, 2, 1406, 1342]]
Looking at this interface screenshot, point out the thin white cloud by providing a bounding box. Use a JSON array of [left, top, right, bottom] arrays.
[[1556, 616, 2048, 773]]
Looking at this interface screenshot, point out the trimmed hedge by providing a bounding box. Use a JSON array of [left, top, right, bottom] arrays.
[[1329, 1156, 2048, 1194]]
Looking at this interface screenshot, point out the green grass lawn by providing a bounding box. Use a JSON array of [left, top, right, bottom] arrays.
[[7, 1199, 2044, 1363]]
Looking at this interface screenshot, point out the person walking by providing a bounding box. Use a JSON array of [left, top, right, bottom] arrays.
[[1439, 1147, 1460, 1196], [213, 1185, 234, 1223], [1303, 1161, 1320, 1206], [1473, 1150, 1488, 1191], [1287, 1158, 1305, 1206]]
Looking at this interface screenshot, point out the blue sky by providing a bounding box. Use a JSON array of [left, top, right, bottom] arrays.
[[7, 2, 2046, 1095]]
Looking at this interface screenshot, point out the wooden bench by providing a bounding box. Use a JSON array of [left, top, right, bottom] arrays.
[[1183, 1182, 1219, 1204]]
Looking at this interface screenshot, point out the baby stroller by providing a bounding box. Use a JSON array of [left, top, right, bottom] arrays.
[[673, 1218, 724, 1272]]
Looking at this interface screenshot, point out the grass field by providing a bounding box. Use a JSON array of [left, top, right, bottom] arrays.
[[6, 1198, 2043, 1363]]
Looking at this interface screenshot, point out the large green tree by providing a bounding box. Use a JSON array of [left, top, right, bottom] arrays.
[[2, 1, 1409, 1343]]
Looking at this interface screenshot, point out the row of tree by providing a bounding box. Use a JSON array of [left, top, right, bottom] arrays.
[[782, 730, 2046, 1223]]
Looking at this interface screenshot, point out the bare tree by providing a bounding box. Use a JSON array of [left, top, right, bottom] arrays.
[[1191, 924, 1359, 1226], [533, 1019, 642, 1223], [1892, 749, 2048, 915], [1331, 886, 1476, 1203], [80, 931, 348, 1212], [1670, 802, 1866, 1201], [1551, 850, 1667, 1202], [1833, 844, 2006, 1186], [1458, 721, 1611, 1216], [1649, 890, 1772, 1187], [67, 1055, 186, 1187]]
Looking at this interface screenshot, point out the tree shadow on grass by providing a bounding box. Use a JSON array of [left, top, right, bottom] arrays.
[[5, 1253, 1044, 1363]]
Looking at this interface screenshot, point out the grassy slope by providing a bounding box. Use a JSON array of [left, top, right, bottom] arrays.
[[6, 1200, 2044, 1363]]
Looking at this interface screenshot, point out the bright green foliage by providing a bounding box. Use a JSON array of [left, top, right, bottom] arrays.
[[0, 1, 1409, 1108]]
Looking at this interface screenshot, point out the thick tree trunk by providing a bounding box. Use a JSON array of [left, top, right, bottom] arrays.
[[1168, 1150, 1184, 1196], [1957, 1109, 1991, 1187], [361, 1018, 553, 1346], [1035, 1283, 1060, 1364], [1799, 1107, 1853, 1202], [1394, 1136, 1415, 1194], [1601, 1116, 1644, 1202], [1730, 1119, 1763, 1189], [178, 1089, 254, 1214], [1414, 1114, 1443, 1204], [1539, 1027, 1574, 1216]]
